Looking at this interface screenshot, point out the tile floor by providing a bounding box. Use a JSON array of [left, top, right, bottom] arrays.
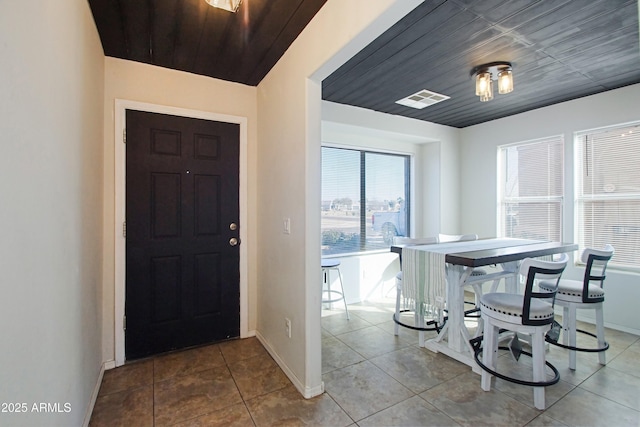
[[90, 296, 640, 426]]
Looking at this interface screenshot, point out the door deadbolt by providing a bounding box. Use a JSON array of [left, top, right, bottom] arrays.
[[229, 237, 239, 246], [229, 223, 238, 231]]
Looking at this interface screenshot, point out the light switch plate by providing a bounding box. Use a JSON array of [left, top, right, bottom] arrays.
[[283, 217, 291, 234]]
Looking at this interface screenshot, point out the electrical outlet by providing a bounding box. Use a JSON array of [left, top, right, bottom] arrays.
[[285, 318, 292, 338]]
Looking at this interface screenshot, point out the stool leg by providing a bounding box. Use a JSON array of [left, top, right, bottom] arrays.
[[417, 303, 425, 347], [335, 267, 350, 320], [471, 283, 483, 338], [481, 320, 497, 391], [595, 303, 606, 365], [567, 305, 577, 370], [394, 279, 401, 336], [322, 268, 333, 310], [532, 330, 546, 410]]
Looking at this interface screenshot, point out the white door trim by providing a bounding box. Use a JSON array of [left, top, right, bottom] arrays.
[[114, 99, 249, 366]]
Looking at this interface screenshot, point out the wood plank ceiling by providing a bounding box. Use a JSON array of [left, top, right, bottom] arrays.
[[88, 0, 327, 86], [323, 0, 640, 128], [89, 0, 640, 128]]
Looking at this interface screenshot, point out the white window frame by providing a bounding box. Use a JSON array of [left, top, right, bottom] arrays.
[[574, 120, 640, 271], [321, 143, 414, 256], [496, 135, 565, 241]]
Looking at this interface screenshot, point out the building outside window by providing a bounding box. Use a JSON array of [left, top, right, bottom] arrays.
[[321, 146, 410, 255], [497, 136, 564, 241], [575, 122, 640, 269]]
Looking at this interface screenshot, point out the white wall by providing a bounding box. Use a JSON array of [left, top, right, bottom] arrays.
[[322, 101, 461, 237], [320, 101, 461, 303], [102, 58, 259, 364], [460, 84, 640, 334], [256, 0, 424, 397], [0, 1, 105, 425]]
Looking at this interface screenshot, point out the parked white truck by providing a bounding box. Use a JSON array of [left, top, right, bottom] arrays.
[[371, 207, 407, 244]]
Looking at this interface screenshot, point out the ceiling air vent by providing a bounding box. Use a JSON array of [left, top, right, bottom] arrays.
[[395, 89, 450, 109]]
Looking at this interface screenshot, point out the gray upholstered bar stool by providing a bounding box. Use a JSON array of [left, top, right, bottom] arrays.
[[321, 258, 349, 319], [477, 254, 568, 410], [539, 244, 614, 370]]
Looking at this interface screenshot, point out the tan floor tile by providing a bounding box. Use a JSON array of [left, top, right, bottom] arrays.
[[607, 341, 640, 379], [358, 395, 459, 427], [580, 366, 640, 411], [321, 311, 371, 335], [541, 345, 606, 386], [154, 366, 242, 426], [323, 360, 413, 422], [227, 352, 291, 400], [246, 385, 352, 426], [335, 325, 410, 359], [172, 402, 255, 427], [525, 414, 569, 426], [89, 300, 639, 427], [544, 387, 640, 426], [98, 359, 153, 396], [89, 385, 153, 427], [419, 371, 539, 427], [322, 335, 365, 374], [219, 336, 268, 362], [370, 346, 468, 393], [154, 344, 226, 382], [348, 304, 395, 325]]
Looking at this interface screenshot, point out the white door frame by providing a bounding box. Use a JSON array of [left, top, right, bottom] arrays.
[[114, 99, 249, 366]]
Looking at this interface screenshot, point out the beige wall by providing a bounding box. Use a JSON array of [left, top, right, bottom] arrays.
[[0, 0, 105, 425], [255, 0, 424, 396], [102, 58, 259, 363]]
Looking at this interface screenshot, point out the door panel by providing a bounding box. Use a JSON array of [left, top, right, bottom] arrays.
[[125, 109, 240, 360]]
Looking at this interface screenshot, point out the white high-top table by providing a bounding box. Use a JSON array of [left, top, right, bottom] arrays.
[[391, 238, 578, 371]]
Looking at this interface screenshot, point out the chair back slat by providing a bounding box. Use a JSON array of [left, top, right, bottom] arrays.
[[520, 254, 568, 326], [581, 244, 614, 303]]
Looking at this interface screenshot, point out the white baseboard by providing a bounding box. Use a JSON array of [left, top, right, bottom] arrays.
[[242, 329, 257, 338], [82, 361, 108, 427], [255, 332, 324, 399]]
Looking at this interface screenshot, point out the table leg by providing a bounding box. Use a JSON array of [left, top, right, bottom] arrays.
[[503, 261, 520, 293], [425, 264, 480, 372], [447, 265, 465, 353]]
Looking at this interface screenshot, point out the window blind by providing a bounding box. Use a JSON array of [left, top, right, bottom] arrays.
[[576, 122, 640, 268], [498, 136, 564, 241], [321, 146, 410, 255]]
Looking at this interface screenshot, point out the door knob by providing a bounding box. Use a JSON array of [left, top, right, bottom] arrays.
[[229, 237, 239, 246]]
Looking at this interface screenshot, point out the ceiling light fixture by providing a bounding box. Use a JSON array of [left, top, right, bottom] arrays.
[[471, 61, 513, 102], [205, 0, 242, 12]]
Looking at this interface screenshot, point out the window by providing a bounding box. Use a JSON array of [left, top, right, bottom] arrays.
[[321, 146, 410, 255], [576, 122, 640, 269], [497, 136, 564, 241]]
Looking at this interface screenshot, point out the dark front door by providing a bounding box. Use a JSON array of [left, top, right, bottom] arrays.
[[125, 109, 240, 360]]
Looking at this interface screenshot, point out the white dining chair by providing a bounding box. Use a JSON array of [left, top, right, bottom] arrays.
[[539, 244, 614, 370], [476, 254, 568, 410]]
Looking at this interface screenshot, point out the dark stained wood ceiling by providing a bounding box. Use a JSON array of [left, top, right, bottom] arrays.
[[89, 0, 640, 128], [323, 0, 640, 128], [88, 0, 327, 86]]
